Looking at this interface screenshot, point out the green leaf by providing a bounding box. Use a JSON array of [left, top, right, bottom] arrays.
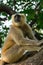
[[36, 11, 43, 28], [2, 12, 7, 16], [40, 0, 43, 8]]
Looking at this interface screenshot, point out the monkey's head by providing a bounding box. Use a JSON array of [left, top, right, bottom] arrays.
[[12, 14, 26, 27]]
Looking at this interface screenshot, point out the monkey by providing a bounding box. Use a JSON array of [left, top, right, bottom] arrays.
[[0, 14, 43, 65]]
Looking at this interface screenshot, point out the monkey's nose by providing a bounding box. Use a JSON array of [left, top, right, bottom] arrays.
[[14, 14, 21, 22]]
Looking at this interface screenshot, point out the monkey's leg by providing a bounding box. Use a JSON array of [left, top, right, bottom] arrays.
[[1, 45, 25, 63], [0, 60, 5, 65]]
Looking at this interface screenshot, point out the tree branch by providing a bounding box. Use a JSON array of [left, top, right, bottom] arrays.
[[0, 4, 16, 16], [35, 2, 40, 10]]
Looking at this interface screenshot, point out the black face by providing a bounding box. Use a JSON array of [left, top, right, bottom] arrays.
[[14, 14, 21, 22]]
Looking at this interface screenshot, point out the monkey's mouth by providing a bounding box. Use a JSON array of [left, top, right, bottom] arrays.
[[14, 14, 21, 22], [14, 17, 21, 22]]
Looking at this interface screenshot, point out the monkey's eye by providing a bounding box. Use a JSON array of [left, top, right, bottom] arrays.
[[14, 14, 21, 22]]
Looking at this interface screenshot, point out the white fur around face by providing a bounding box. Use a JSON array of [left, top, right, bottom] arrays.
[[12, 14, 26, 27]]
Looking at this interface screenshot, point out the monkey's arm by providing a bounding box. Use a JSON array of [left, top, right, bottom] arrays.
[[11, 28, 43, 46], [24, 23, 37, 40]]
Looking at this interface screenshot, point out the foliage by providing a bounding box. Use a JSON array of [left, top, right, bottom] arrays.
[[0, 0, 43, 47]]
